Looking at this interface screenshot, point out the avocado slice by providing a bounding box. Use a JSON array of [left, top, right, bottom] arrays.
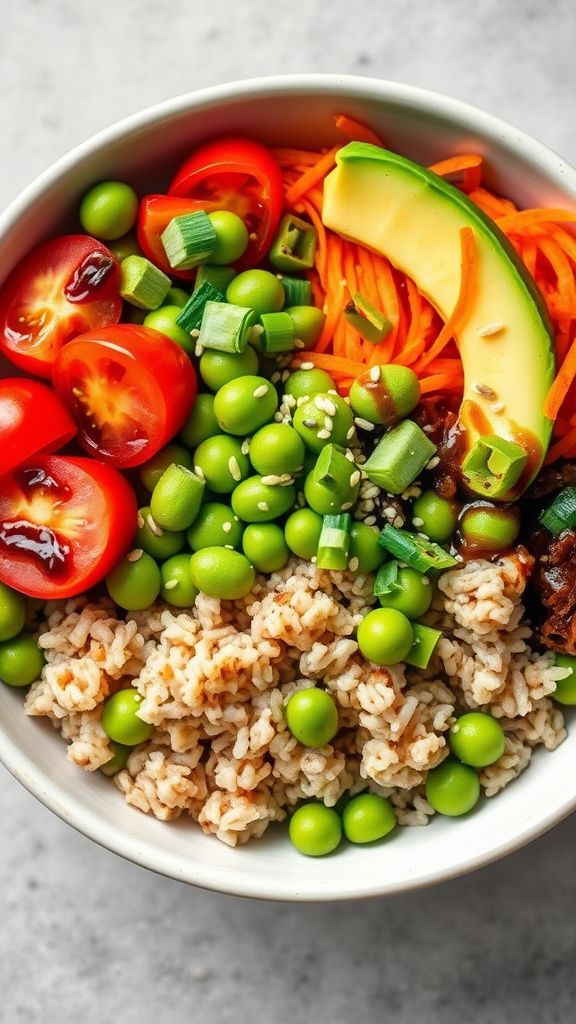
[[322, 142, 555, 499]]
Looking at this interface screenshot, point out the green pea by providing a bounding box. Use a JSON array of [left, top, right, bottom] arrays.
[[160, 554, 199, 607], [449, 712, 506, 768], [187, 502, 244, 551], [0, 633, 45, 688], [179, 394, 220, 448], [425, 759, 480, 817], [135, 506, 185, 561], [349, 523, 387, 575], [99, 742, 132, 777], [378, 567, 434, 619], [207, 210, 249, 264], [143, 306, 195, 353], [242, 523, 290, 572], [79, 181, 139, 240], [342, 793, 397, 844], [553, 653, 576, 705], [226, 269, 285, 314], [106, 552, 161, 611], [412, 491, 459, 543], [213, 376, 278, 436], [190, 547, 256, 599], [288, 803, 342, 857], [249, 423, 305, 476], [199, 345, 259, 392], [284, 508, 323, 559], [0, 582, 26, 642], [349, 365, 420, 426], [163, 286, 190, 308], [460, 504, 520, 553], [102, 688, 153, 746], [293, 393, 354, 453], [150, 464, 205, 531], [231, 476, 296, 523], [285, 688, 339, 748], [108, 232, 142, 263], [139, 444, 193, 493], [284, 305, 325, 349], [357, 608, 413, 665], [193, 435, 250, 493], [303, 470, 358, 515], [284, 368, 336, 401]]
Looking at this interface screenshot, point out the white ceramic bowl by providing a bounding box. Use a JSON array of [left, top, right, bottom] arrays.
[[1, 75, 575, 901]]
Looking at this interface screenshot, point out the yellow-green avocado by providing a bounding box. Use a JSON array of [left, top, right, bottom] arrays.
[[322, 142, 555, 499]]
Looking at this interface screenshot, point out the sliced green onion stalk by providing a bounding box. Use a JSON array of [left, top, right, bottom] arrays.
[[404, 623, 442, 669], [314, 444, 358, 493], [196, 301, 259, 354], [176, 281, 225, 333], [373, 560, 401, 598], [539, 486, 576, 536], [269, 213, 317, 272], [194, 264, 237, 294], [119, 255, 171, 310], [344, 292, 392, 345], [280, 275, 312, 307], [461, 434, 527, 500], [363, 420, 436, 494], [161, 210, 217, 270], [316, 514, 352, 570], [260, 311, 295, 353], [378, 524, 458, 572]]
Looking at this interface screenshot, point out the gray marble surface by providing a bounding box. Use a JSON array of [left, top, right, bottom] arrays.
[[1, 1, 576, 1021]]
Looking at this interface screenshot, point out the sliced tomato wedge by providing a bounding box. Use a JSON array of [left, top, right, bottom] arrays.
[[168, 137, 284, 268], [0, 235, 122, 379], [0, 378, 77, 476], [52, 324, 197, 468], [137, 195, 205, 279], [0, 455, 137, 599]]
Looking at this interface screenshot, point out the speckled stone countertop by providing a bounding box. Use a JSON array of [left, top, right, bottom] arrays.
[[1, 1, 576, 1021]]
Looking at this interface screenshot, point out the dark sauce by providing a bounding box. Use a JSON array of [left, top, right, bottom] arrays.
[[357, 368, 397, 425], [64, 250, 115, 303], [0, 466, 72, 577]]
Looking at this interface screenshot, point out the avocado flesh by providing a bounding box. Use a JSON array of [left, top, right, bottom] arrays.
[[322, 143, 556, 496]]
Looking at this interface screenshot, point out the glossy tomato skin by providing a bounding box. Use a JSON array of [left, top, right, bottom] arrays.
[[0, 235, 122, 378], [168, 137, 284, 268], [52, 324, 197, 468], [0, 455, 137, 599], [0, 378, 77, 476], [137, 195, 203, 279]]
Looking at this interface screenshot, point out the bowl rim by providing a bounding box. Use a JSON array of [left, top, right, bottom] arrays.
[[1, 72, 576, 901]]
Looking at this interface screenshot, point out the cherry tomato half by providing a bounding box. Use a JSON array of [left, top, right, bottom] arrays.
[[0, 455, 137, 599], [0, 235, 122, 378], [0, 378, 77, 476], [137, 195, 206, 279], [168, 137, 284, 268], [52, 324, 197, 468]]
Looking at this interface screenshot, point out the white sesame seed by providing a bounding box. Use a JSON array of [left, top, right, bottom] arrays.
[[253, 384, 269, 398], [163, 579, 178, 591], [349, 470, 361, 487], [384, 505, 397, 516], [364, 515, 377, 526], [284, 394, 297, 408], [194, 465, 204, 479], [348, 557, 360, 572], [261, 475, 282, 485], [393, 515, 404, 528], [281, 369, 291, 382], [190, 328, 200, 338], [317, 428, 331, 439], [476, 321, 504, 337], [137, 512, 145, 529], [127, 548, 143, 562], [222, 522, 232, 533], [310, 556, 317, 563], [426, 456, 441, 469], [370, 365, 380, 382], [422, 576, 431, 586], [273, 412, 284, 422], [146, 514, 163, 538], [324, 399, 337, 417], [491, 401, 505, 413], [422, 424, 433, 433], [345, 450, 355, 462], [354, 417, 375, 431], [341, 500, 353, 511], [346, 426, 356, 441], [412, 516, 425, 527], [294, 337, 305, 349], [271, 371, 281, 383], [257, 501, 269, 512], [195, 343, 204, 358], [299, 361, 314, 370], [224, 544, 234, 550], [279, 473, 293, 483], [324, 416, 333, 431], [241, 439, 250, 455], [228, 456, 242, 481]]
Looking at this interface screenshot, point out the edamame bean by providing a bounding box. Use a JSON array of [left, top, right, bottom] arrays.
[[425, 759, 480, 816], [193, 435, 250, 493], [208, 210, 249, 264], [106, 551, 161, 611], [293, 393, 354, 453], [412, 491, 459, 543], [288, 803, 342, 857], [108, 232, 142, 263], [199, 346, 259, 391], [357, 608, 413, 665], [285, 688, 339, 748], [231, 476, 296, 522], [150, 464, 205, 531], [553, 653, 576, 705], [160, 554, 199, 607], [284, 508, 323, 559], [242, 523, 290, 572], [143, 306, 195, 353], [99, 742, 132, 777], [349, 365, 420, 426], [190, 547, 256, 599], [349, 523, 387, 575], [460, 504, 520, 552], [285, 305, 325, 349], [102, 688, 153, 745], [179, 394, 220, 448], [135, 506, 185, 561], [449, 712, 506, 767], [187, 503, 244, 551], [378, 566, 434, 619], [342, 793, 397, 844], [226, 269, 285, 313], [213, 376, 278, 435], [0, 633, 45, 687], [79, 181, 139, 240], [163, 286, 190, 308], [0, 581, 26, 642], [249, 423, 305, 476], [284, 368, 336, 401], [139, 444, 193, 493]]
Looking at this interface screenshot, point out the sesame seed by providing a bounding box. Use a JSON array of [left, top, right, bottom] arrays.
[[299, 361, 314, 370], [348, 557, 360, 572], [297, 492, 306, 507], [228, 456, 242, 481], [284, 394, 297, 408], [491, 401, 505, 413], [324, 416, 333, 431], [257, 501, 269, 512], [412, 517, 425, 527], [194, 465, 204, 479], [163, 579, 178, 591], [324, 399, 337, 417], [241, 439, 250, 455], [224, 544, 234, 550], [349, 470, 361, 487], [310, 556, 317, 563], [281, 369, 291, 382], [279, 473, 293, 483], [273, 412, 284, 422], [195, 343, 204, 358], [345, 450, 355, 462], [328, 389, 339, 396], [426, 456, 441, 469], [422, 424, 433, 433], [384, 504, 397, 517], [354, 417, 375, 431], [190, 328, 200, 338], [127, 549, 143, 562], [422, 576, 431, 586], [341, 500, 353, 511], [294, 338, 305, 349], [472, 381, 497, 400], [393, 515, 404, 528], [146, 514, 163, 538], [253, 384, 269, 398], [137, 512, 145, 529], [314, 395, 327, 411], [303, 418, 317, 429], [222, 522, 232, 533], [364, 515, 377, 526], [346, 426, 356, 441], [271, 371, 281, 383], [476, 321, 504, 337], [370, 365, 380, 382], [261, 474, 282, 485], [317, 428, 331, 439]]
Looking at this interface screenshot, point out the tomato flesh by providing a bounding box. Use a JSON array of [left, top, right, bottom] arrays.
[[0, 455, 137, 599], [168, 137, 284, 268], [0, 235, 122, 378], [0, 378, 77, 476], [52, 324, 197, 467], [137, 196, 206, 279]]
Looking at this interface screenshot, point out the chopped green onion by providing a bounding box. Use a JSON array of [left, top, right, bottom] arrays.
[[363, 420, 437, 494], [404, 623, 442, 669], [373, 561, 401, 598], [316, 514, 352, 570], [378, 524, 457, 572], [314, 444, 358, 493], [196, 300, 258, 354], [539, 486, 576, 535], [260, 311, 295, 353], [269, 214, 317, 272], [280, 275, 312, 307], [462, 434, 527, 500], [176, 281, 224, 333], [161, 211, 217, 270], [119, 255, 171, 310], [194, 264, 237, 294], [344, 293, 392, 345]]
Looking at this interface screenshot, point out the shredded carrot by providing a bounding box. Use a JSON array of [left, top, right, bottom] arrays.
[[285, 146, 340, 206], [543, 335, 576, 419], [334, 114, 383, 147], [428, 154, 483, 192], [545, 426, 576, 464], [497, 209, 576, 233]]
